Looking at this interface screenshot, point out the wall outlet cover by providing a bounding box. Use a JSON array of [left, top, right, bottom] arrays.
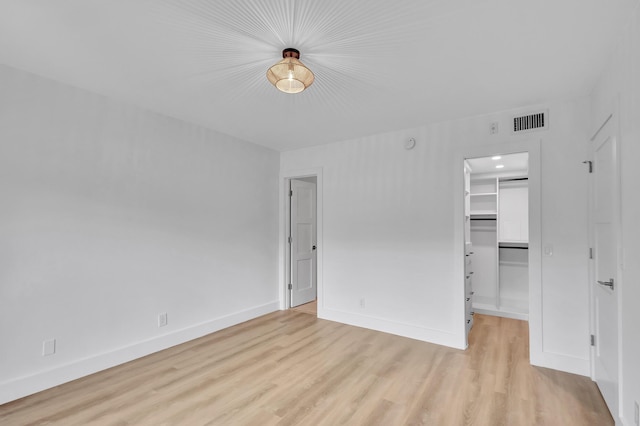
[[42, 339, 56, 356], [158, 313, 168, 327]]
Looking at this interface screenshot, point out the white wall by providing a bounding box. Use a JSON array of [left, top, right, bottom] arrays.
[[281, 97, 591, 374], [0, 65, 280, 404], [591, 3, 640, 424]]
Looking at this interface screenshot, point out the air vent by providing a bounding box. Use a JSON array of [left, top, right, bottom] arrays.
[[513, 111, 547, 133]]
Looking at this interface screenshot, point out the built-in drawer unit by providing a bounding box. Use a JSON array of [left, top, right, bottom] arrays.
[[465, 243, 474, 333]]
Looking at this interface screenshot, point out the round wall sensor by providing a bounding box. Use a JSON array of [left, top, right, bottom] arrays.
[[405, 138, 416, 150]]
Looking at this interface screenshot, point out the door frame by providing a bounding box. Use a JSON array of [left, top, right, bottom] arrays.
[[279, 168, 323, 312], [455, 139, 542, 359], [587, 109, 623, 416]]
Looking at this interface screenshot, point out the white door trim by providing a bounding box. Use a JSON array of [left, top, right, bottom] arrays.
[[455, 140, 542, 360], [279, 168, 323, 312]]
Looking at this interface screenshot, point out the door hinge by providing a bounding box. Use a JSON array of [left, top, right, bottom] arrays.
[[590, 334, 595, 346], [289, 190, 293, 197], [582, 160, 593, 173], [288, 236, 292, 244], [589, 247, 594, 259], [288, 283, 292, 290]]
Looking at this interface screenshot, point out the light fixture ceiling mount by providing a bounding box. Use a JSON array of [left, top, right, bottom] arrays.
[[267, 48, 315, 94]]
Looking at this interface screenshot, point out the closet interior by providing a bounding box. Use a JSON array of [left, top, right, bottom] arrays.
[[464, 153, 529, 322]]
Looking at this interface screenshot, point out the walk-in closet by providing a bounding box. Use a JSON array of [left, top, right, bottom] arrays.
[[464, 152, 529, 321]]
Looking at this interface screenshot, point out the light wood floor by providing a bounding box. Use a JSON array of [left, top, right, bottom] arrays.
[[0, 313, 611, 425], [291, 299, 317, 316]]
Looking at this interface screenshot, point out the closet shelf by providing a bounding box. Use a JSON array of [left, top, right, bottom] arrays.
[[470, 211, 497, 219], [498, 241, 528, 248], [470, 192, 497, 197]]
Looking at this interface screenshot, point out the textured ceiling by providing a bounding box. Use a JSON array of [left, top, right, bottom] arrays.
[[0, 0, 638, 151]]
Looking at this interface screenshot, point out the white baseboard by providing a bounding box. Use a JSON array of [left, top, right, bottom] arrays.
[[0, 301, 279, 405], [473, 306, 529, 321], [529, 350, 590, 377], [318, 307, 465, 350]]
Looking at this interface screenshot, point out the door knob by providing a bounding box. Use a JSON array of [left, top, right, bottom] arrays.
[[312, 245, 316, 250], [597, 279, 614, 290]]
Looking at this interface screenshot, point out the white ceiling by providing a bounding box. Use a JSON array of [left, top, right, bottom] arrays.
[[467, 152, 528, 175], [0, 0, 637, 151]]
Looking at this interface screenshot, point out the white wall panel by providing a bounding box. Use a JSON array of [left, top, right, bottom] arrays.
[[0, 65, 280, 404], [282, 98, 591, 371]]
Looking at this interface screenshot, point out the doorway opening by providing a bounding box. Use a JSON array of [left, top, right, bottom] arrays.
[[285, 176, 318, 316], [465, 152, 530, 319]]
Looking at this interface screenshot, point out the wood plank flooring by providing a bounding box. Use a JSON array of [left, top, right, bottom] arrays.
[[0, 313, 612, 425], [291, 299, 317, 316]]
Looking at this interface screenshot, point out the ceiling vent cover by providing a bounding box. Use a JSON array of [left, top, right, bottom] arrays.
[[513, 111, 547, 133]]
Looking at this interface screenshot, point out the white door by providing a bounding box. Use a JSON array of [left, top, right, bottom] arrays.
[[591, 118, 619, 419], [290, 179, 317, 307]]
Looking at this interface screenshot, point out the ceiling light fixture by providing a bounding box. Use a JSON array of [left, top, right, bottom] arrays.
[[267, 48, 314, 94], [496, 164, 505, 169], [492, 156, 502, 160]]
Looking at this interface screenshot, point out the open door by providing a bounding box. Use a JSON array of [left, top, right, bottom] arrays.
[[290, 179, 317, 307], [590, 116, 620, 420]]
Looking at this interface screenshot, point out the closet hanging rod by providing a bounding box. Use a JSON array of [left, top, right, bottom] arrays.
[[500, 177, 528, 182], [498, 243, 529, 250]]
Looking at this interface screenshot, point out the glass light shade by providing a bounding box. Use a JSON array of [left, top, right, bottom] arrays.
[[267, 56, 314, 94]]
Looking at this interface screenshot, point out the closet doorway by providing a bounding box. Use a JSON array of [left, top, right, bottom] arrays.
[[284, 175, 319, 314], [463, 152, 531, 338]]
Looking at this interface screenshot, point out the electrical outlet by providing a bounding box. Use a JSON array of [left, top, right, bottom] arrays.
[[490, 122, 499, 135], [42, 339, 56, 356], [634, 400, 639, 425], [359, 298, 366, 309], [158, 313, 168, 327]]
